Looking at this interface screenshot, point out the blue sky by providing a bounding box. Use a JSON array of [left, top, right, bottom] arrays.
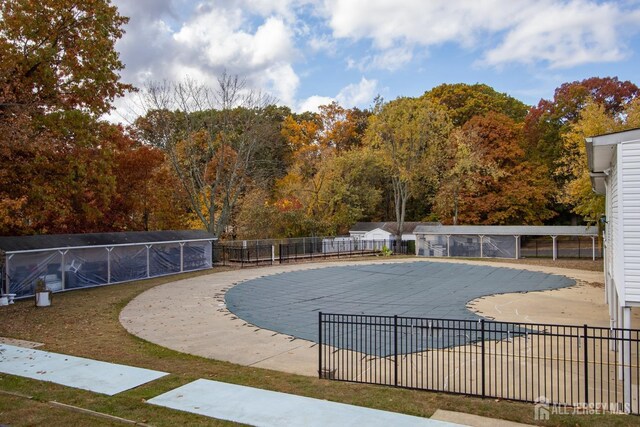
[[111, 0, 640, 120]]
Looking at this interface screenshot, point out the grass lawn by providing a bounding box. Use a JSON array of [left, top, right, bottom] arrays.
[[0, 258, 632, 426]]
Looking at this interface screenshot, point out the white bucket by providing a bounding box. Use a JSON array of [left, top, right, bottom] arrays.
[[0, 296, 8, 306], [35, 292, 51, 307]]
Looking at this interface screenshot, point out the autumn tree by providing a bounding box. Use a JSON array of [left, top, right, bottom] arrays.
[[365, 97, 453, 237], [0, 0, 133, 234], [423, 83, 529, 127], [433, 129, 495, 224], [437, 113, 555, 225], [136, 76, 276, 237], [272, 102, 372, 235], [524, 77, 639, 171], [558, 98, 640, 221], [103, 125, 189, 231]]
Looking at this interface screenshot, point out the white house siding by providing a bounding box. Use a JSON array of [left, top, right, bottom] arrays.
[[622, 141, 640, 304], [609, 148, 621, 304]]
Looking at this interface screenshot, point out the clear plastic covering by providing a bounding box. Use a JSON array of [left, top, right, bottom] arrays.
[[449, 235, 482, 257], [64, 247, 109, 289], [5, 239, 214, 299], [183, 241, 212, 271], [417, 235, 448, 256], [7, 251, 62, 297], [417, 232, 599, 259], [482, 235, 517, 258], [110, 245, 148, 283], [149, 243, 181, 276]]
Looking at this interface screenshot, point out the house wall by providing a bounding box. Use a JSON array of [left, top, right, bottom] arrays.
[[607, 147, 622, 306], [621, 141, 640, 305]]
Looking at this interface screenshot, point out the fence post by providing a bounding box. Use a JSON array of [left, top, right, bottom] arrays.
[[481, 319, 486, 398], [583, 324, 589, 406], [318, 311, 323, 378], [394, 315, 398, 387]]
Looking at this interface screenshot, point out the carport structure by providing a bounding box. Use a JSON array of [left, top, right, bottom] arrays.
[[0, 230, 216, 298], [414, 225, 599, 260]]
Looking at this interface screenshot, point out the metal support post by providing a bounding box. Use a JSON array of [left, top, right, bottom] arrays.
[[623, 307, 632, 412], [59, 250, 68, 290], [106, 247, 113, 283], [179, 242, 185, 272], [5, 254, 13, 295], [146, 245, 152, 278], [551, 235, 557, 260]]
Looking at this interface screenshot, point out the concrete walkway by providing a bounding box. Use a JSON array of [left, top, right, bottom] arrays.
[[120, 258, 604, 376], [148, 378, 462, 426], [0, 343, 167, 395], [0, 341, 462, 425]]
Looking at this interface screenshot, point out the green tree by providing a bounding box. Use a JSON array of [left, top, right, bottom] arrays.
[[559, 99, 640, 221], [423, 83, 529, 127], [365, 97, 453, 237]]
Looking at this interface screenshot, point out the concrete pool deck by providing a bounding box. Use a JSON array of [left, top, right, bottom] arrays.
[[120, 258, 606, 376]]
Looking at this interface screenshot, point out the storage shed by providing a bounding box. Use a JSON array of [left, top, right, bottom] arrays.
[[414, 225, 598, 259], [0, 230, 216, 299], [348, 222, 437, 242]]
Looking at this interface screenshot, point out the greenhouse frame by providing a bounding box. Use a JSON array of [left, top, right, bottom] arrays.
[[414, 225, 600, 260], [0, 230, 216, 299]]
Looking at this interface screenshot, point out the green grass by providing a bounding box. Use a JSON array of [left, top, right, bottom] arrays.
[[0, 261, 631, 427]]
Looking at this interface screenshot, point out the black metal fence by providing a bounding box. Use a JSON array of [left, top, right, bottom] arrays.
[[213, 244, 274, 267], [319, 313, 640, 414], [279, 239, 409, 263], [213, 239, 411, 267]]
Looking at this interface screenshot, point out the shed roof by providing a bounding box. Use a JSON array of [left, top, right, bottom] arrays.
[[414, 225, 598, 236], [350, 222, 440, 235], [586, 128, 640, 194], [0, 230, 217, 253]]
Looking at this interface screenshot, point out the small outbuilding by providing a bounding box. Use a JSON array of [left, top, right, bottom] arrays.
[[348, 222, 437, 242], [0, 230, 216, 299], [414, 225, 598, 259]]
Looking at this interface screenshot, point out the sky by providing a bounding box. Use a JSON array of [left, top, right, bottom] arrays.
[[110, 0, 640, 121]]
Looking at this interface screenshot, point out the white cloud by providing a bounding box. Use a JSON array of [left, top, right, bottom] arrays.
[[111, 0, 305, 117], [319, 0, 640, 69], [297, 77, 378, 112], [321, 0, 518, 49], [298, 95, 335, 113], [308, 34, 337, 54], [482, 1, 630, 68], [336, 77, 378, 107], [348, 47, 414, 72]]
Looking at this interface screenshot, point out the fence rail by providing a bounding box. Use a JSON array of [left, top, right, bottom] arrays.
[[319, 313, 640, 414], [213, 239, 409, 267]]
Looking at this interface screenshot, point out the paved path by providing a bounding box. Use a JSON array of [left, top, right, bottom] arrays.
[[148, 378, 461, 427], [0, 342, 461, 425], [120, 258, 603, 376], [0, 343, 167, 395]]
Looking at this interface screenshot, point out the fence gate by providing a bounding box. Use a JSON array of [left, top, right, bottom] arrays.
[[318, 313, 640, 414]]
